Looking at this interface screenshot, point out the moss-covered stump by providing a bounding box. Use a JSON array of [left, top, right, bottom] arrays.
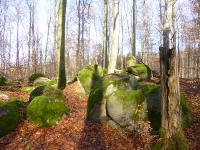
[[87, 74, 139, 124], [26, 96, 70, 128], [107, 89, 148, 131], [125, 56, 137, 67], [127, 64, 151, 81], [152, 129, 188, 150], [77, 65, 106, 94], [0, 76, 6, 86], [29, 86, 65, 101], [33, 77, 55, 86], [0, 100, 22, 137]]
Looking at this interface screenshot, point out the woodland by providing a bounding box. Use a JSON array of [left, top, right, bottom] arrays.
[[0, 0, 199, 150]]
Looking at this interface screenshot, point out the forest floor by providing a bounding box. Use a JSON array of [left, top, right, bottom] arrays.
[[0, 78, 199, 150]]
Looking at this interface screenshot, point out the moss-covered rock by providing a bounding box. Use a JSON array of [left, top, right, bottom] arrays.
[[127, 64, 151, 81], [0, 76, 6, 86], [125, 56, 137, 67], [29, 86, 65, 101], [107, 89, 148, 131], [180, 92, 194, 128], [0, 100, 22, 137], [26, 96, 70, 127], [77, 65, 106, 94], [87, 74, 139, 122], [21, 87, 35, 94], [28, 73, 45, 83], [33, 77, 54, 86]]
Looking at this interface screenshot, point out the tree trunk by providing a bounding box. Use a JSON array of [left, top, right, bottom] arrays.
[[160, 47, 182, 138], [103, 0, 109, 69], [57, 0, 67, 89], [76, 0, 81, 72], [132, 0, 136, 56], [108, 0, 119, 73]]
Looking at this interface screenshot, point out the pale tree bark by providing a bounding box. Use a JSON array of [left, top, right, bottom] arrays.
[[103, 0, 109, 69], [15, 7, 20, 68], [57, 0, 67, 89], [44, 16, 51, 74], [108, 0, 119, 73], [132, 0, 136, 56], [76, 0, 81, 72]]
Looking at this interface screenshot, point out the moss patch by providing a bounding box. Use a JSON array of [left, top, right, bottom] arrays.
[[77, 65, 106, 94], [127, 64, 151, 81], [29, 86, 65, 101], [0, 100, 22, 137], [180, 92, 194, 128], [26, 96, 70, 128], [125, 56, 137, 67], [33, 80, 57, 86], [152, 129, 189, 150], [21, 87, 35, 94]]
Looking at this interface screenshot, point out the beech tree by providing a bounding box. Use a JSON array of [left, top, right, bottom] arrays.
[[108, 0, 119, 73], [57, 0, 67, 89]]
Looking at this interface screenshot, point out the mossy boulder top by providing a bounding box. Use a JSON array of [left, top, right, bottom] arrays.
[[77, 65, 106, 94], [33, 77, 51, 85], [26, 96, 70, 128], [29, 85, 65, 101], [0, 100, 22, 137], [125, 56, 137, 68], [127, 64, 151, 81]]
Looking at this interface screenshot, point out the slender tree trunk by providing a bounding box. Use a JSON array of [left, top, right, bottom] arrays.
[[103, 0, 109, 69], [16, 12, 20, 68], [108, 0, 119, 73], [132, 0, 136, 56], [57, 0, 67, 89], [76, 0, 81, 72], [44, 16, 51, 74]]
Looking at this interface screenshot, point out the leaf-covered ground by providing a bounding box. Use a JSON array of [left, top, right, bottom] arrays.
[[0, 79, 199, 150]]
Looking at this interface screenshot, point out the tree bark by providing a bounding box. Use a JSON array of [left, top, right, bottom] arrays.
[[57, 0, 67, 89], [108, 0, 119, 73], [132, 0, 136, 56], [160, 47, 182, 138]]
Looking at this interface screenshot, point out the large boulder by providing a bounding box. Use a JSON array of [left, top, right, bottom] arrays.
[[29, 85, 65, 101], [26, 96, 70, 127], [87, 74, 140, 129], [28, 73, 45, 83], [107, 89, 148, 131], [0, 100, 22, 137], [77, 65, 106, 94], [33, 77, 56, 86]]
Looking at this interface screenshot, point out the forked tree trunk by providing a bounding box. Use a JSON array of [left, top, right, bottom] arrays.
[[160, 47, 182, 138]]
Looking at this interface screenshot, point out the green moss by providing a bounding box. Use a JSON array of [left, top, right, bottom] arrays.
[[152, 130, 189, 150], [29, 86, 65, 101], [180, 92, 194, 128], [33, 80, 57, 86], [0, 76, 6, 86], [28, 73, 45, 83], [77, 65, 106, 94], [127, 64, 151, 81], [139, 85, 160, 96], [26, 96, 70, 128], [0, 100, 22, 137], [21, 87, 35, 94], [125, 56, 137, 67]]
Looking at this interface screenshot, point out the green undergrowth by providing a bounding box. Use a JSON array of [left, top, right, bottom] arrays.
[[152, 129, 188, 150], [29, 86, 65, 101], [26, 96, 70, 128], [0, 100, 22, 137], [28, 73, 45, 83]]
